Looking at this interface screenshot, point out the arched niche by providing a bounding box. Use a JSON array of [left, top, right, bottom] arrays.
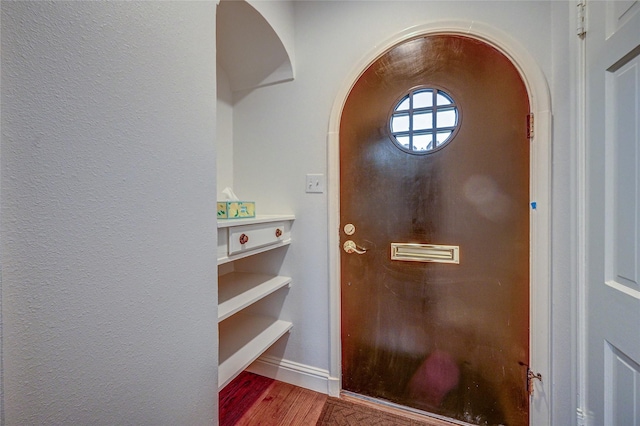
[[217, 0, 295, 93]]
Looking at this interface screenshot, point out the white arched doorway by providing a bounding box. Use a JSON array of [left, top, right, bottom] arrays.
[[326, 21, 551, 425]]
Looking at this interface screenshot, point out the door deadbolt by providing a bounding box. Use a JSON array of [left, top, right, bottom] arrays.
[[344, 223, 356, 236]]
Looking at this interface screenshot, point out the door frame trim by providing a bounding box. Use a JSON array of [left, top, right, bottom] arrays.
[[326, 20, 552, 425]]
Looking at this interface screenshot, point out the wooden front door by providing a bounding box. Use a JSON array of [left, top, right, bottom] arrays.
[[340, 34, 531, 425]]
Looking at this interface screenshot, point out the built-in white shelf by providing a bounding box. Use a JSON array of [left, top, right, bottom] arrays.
[[218, 312, 292, 390], [217, 214, 295, 228], [217, 240, 291, 265], [217, 215, 294, 265], [218, 272, 291, 322], [217, 214, 295, 391]]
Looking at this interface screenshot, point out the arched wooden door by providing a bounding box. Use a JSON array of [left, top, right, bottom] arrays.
[[340, 34, 530, 425]]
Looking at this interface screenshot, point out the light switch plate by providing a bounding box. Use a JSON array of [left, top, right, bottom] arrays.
[[305, 174, 325, 193]]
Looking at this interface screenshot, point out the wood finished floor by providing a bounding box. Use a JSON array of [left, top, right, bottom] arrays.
[[220, 372, 457, 426], [219, 371, 328, 426]]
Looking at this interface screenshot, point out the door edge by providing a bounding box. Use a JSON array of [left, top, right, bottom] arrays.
[[326, 20, 552, 425]]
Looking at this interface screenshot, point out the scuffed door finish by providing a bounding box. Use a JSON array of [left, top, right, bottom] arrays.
[[340, 35, 530, 425]]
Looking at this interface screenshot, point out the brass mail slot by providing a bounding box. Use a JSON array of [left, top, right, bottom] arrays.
[[390, 243, 460, 264]]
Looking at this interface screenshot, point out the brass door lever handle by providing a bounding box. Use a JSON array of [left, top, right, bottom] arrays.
[[343, 240, 367, 255]]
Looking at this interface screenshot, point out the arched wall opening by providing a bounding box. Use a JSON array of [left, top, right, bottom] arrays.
[[326, 20, 552, 425]]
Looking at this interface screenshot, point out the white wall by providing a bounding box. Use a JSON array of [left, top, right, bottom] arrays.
[[217, 0, 294, 93], [247, 0, 296, 73], [232, 1, 575, 424], [217, 65, 234, 198], [549, 3, 578, 425], [1, 2, 218, 425]]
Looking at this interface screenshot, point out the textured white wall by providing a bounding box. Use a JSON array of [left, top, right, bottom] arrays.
[[1, 2, 218, 425], [232, 1, 575, 424]]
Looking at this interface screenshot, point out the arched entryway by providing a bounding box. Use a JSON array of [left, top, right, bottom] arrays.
[[327, 21, 552, 425]]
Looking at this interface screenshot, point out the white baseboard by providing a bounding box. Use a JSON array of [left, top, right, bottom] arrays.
[[246, 355, 338, 395], [327, 376, 340, 397]]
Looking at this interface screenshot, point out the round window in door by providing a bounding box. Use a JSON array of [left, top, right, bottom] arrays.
[[389, 87, 460, 154]]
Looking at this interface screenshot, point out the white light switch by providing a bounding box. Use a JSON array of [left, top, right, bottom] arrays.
[[305, 174, 325, 193]]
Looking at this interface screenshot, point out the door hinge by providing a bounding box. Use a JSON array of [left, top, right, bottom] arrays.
[[577, 1, 586, 39], [527, 113, 534, 140], [520, 361, 543, 397], [576, 408, 587, 426], [527, 369, 542, 396], [576, 408, 594, 426]]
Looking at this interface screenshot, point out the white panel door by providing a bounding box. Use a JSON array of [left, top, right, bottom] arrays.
[[586, 1, 640, 425]]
